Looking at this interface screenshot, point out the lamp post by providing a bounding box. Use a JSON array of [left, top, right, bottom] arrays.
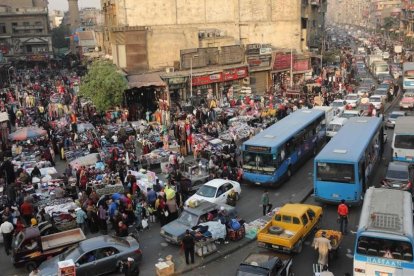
[[190, 54, 199, 98], [7, 66, 14, 85]]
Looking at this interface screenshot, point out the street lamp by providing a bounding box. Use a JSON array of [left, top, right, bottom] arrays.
[[7, 66, 14, 85], [190, 54, 199, 98]]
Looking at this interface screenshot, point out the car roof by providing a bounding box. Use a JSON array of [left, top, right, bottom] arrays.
[[346, 93, 358, 97], [202, 178, 232, 188], [329, 117, 348, 124], [78, 235, 129, 252], [240, 252, 291, 270], [185, 201, 234, 215]]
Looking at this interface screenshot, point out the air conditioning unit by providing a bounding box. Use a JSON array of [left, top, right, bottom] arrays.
[[165, 67, 175, 73], [243, 77, 250, 85]]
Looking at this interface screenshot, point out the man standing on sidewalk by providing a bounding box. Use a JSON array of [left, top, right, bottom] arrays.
[[182, 230, 195, 265], [261, 190, 272, 216], [337, 199, 349, 234]]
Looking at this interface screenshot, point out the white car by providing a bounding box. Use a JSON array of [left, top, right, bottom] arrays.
[[369, 95, 384, 110], [330, 99, 347, 113], [185, 179, 241, 206], [345, 93, 361, 108]]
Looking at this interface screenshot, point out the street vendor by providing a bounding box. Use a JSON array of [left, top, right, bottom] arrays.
[[313, 231, 332, 266]]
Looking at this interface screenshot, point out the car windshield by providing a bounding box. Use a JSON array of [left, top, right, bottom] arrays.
[[59, 245, 82, 261], [196, 185, 217, 198], [178, 210, 199, 226], [243, 152, 277, 173], [390, 113, 404, 119], [341, 113, 358, 119], [346, 95, 358, 101], [14, 232, 25, 249], [332, 101, 344, 107], [317, 162, 355, 183], [375, 90, 387, 95], [386, 168, 409, 180], [327, 124, 342, 132]]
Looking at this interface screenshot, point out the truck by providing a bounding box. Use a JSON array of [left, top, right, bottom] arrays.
[[12, 227, 86, 271], [313, 106, 335, 127], [371, 61, 389, 78], [257, 203, 323, 253], [367, 55, 383, 70]]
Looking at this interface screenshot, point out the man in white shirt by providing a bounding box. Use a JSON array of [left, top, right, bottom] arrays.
[[0, 219, 14, 255]]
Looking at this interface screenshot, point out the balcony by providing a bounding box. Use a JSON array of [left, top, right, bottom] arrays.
[[310, 0, 320, 6]]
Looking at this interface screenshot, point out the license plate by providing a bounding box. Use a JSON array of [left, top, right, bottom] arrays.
[[392, 184, 400, 188], [375, 272, 392, 276], [271, 245, 279, 249], [255, 182, 260, 185], [406, 157, 413, 161], [332, 194, 339, 198]]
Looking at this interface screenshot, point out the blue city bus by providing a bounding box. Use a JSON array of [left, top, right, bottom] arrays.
[[314, 117, 384, 204], [242, 109, 326, 186]]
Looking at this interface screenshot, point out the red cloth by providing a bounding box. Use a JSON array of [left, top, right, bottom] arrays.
[[20, 202, 34, 216]]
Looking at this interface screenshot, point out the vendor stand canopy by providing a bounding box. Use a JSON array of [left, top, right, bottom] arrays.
[[70, 153, 99, 169], [127, 72, 166, 89], [9, 127, 47, 141]]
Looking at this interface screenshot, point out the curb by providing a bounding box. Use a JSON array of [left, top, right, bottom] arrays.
[[174, 186, 314, 275]]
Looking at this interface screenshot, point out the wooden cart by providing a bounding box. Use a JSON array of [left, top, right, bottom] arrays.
[[314, 229, 343, 260]]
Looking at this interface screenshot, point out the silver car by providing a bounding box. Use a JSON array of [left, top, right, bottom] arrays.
[[385, 111, 407, 129], [38, 235, 142, 276]]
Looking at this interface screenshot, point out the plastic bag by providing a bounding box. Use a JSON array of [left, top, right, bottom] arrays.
[[142, 219, 148, 229]]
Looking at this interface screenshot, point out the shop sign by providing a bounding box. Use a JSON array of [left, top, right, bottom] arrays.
[[247, 55, 272, 68], [223, 67, 248, 81], [273, 53, 292, 71], [246, 44, 271, 55], [293, 59, 310, 72], [259, 48, 272, 55], [192, 73, 222, 86], [27, 54, 48, 61], [168, 77, 187, 85]]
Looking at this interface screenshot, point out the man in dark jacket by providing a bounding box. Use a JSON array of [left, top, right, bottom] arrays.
[[182, 229, 195, 264]]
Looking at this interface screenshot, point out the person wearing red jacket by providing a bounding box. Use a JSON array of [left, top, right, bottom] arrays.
[[20, 199, 34, 226]]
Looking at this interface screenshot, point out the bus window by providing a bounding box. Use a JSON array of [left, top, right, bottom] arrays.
[[356, 236, 413, 261], [317, 162, 355, 183], [395, 135, 414, 149]]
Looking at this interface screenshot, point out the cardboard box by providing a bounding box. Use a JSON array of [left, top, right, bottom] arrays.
[[155, 261, 175, 276], [58, 259, 76, 276]]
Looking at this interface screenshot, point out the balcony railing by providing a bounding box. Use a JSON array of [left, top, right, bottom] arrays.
[[13, 25, 44, 30]]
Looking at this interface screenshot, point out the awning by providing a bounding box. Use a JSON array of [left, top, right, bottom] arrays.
[[127, 72, 166, 89]]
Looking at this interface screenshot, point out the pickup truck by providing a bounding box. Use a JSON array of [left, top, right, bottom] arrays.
[[12, 227, 86, 271], [257, 203, 323, 253]]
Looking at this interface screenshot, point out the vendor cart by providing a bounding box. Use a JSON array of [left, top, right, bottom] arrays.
[[314, 229, 342, 260]]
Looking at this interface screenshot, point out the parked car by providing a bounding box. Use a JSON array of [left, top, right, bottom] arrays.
[[385, 111, 407, 129], [184, 179, 241, 206], [381, 162, 414, 194], [344, 93, 361, 108], [160, 201, 236, 244], [38, 235, 142, 276], [236, 251, 294, 276]]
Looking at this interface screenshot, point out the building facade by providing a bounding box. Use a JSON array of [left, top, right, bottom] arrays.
[[102, 0, 326, 73], [0, 1, 52, 62]]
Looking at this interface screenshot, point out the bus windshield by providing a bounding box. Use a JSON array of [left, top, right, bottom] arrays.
[[356, 236, 413, 261], [377, 65, 388, 73], [243, 152, 276, 173], [316, 162, 355, 183], [394, 135, 414, 149]]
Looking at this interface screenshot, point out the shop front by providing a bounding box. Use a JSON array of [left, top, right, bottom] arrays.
[[125, 72, 169, 124], [220, 66, 249, 99], [191, 72, 222, 99], [246, 44, 272, 95]]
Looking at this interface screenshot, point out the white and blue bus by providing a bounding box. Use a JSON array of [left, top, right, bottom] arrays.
[[242, 109, 326, 186], [313, 117, 384, 204], [392, 116, 414, 163], [354, 187, 414, 275]]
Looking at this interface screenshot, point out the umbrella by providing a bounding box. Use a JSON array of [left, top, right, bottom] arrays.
[[77, 123, 95, 133], [70, 153, 99, 169], [9, 127, 47, 141]]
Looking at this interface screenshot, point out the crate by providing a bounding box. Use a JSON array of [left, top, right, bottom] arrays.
[[227, 225, 245, 241], [155, 261, 174, 276]]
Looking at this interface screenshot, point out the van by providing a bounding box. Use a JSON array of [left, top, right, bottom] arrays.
[[326, 117, 348, 138]]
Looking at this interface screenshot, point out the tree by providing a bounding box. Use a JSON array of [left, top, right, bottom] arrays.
[[51, 24, 70, 49], [79, 60, 128, 112]]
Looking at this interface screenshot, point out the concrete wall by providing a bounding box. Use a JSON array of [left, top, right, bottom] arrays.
[[112, 0, 302, 70]]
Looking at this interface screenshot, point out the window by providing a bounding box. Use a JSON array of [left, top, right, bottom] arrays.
[[36, 29, 42, 33], [23, 22, 29, 26], [282, 215, 292, 223], [301, 214, 309, 225], [317, 162, 355, 184], [77, 250, 97, 265], [35, 21, 41, 25], [307, 209, 316, 220], [0, 23, 6, 34], [293, 217, 300, 224], [394, 135, 414, 150], [95, 247, 119, 260], [224, 183, 233, 192]]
